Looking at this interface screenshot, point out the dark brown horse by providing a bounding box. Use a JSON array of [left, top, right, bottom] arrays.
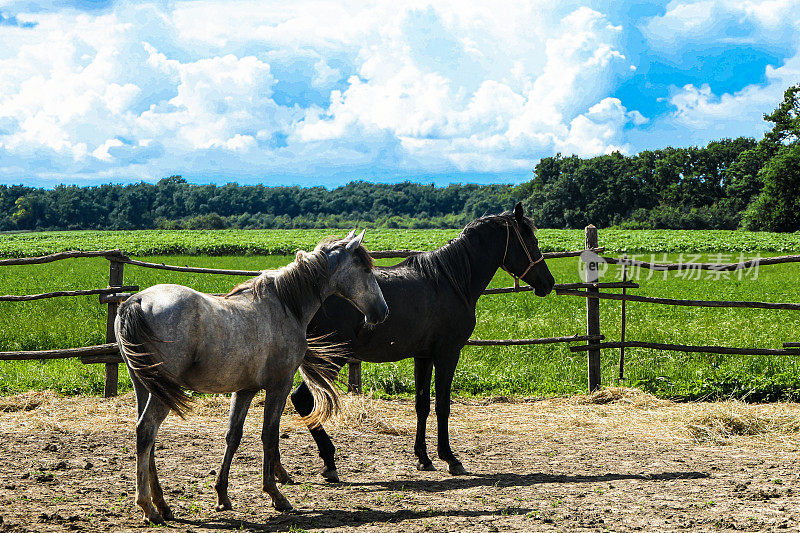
[[291, 204, 555, 481]]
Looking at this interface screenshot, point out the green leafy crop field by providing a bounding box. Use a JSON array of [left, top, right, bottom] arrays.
[[2, 227, 800, 257], [2, 231, 799, 400]]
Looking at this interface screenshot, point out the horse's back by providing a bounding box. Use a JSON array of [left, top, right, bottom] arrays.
[[126, 284, 303, 392]]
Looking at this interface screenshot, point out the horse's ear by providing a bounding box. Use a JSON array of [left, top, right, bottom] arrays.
[[345, 229, 356, 240], [346, 229, 365, 253], [514, 202, 524, 222]]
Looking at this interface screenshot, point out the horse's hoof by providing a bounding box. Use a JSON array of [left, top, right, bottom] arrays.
[[215, 501, 233, 512], [417, 462, 436, 471], [143, 512, 165, 525], [272, 498, 294, 513], [158, 506, 175, 521], [321, 468, 340, 483], [448, 462, 468, 476]]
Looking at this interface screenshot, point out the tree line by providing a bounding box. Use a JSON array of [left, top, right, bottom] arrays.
[[2, 180, 516, 231], [3, 85, 798, 232]]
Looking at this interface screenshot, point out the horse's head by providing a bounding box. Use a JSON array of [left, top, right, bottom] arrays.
[[325, 230, 389, 325], [500, 203, 555, 297]]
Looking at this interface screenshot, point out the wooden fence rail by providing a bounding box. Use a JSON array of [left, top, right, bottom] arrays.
[[0, 343, 119, 361], [107, 247, 610, 277], [0, 250, 125, 266], [0, 286, 138, 302], [465, 334, 604, 346], [601, 254, 800, 271], [554, 289, 800, 311], [370, 248, 606, 260], [117, 257, 261, 276], [570, 341, 800, 357]]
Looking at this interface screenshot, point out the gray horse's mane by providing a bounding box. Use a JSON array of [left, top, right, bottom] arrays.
[[225, 237, 374, 320]]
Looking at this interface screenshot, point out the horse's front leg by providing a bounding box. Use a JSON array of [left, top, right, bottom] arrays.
[[274, 459, 292, 484], [413, 357, 435, 471], [215, 389, 258, 512], [261, 379, 294, 512], [291, 381, 339, 482], [434, 355, 467, 475]]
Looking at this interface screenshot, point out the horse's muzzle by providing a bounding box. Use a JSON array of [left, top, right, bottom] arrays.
[[532, 265, 555, 297], [364, 302, 389, 325], [534, 284, 553, 297]]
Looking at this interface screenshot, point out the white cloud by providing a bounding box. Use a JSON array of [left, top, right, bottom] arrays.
[[12, 0, 796, 185], [311, 59, 341, 88], [665, 49, 800, 139], [92, 138, 124, 162], [560, 98, 637, 155], [628, 0, 800, 147], [641, 0, 800, 49], [294, 5, 637, 172]]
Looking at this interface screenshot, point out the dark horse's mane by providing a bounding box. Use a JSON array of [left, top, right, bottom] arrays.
[[226, 237, 373, 319], [405, 213, 510, 303]]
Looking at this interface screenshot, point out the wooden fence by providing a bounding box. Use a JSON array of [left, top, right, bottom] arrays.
[[2, 226, 799, 396], [565, 226, 800, 388]]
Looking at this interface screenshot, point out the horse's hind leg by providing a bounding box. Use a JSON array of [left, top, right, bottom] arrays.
[[135, 396, 171, 524], [291, 382, 338, 482], [215, 389, 257, 512], [128, 370, 173, 519], [129, 369, 149, 421], [148, 449, 173, 520], [413, 357, 435, 471], [261, 379, 294, 512], [434, 355, 467, 476]]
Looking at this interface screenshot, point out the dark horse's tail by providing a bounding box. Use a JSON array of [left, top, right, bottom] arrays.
[[116, 299, 192, 418], [299, 336, 346, 427]]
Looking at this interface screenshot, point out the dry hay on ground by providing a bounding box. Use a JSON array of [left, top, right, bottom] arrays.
[[2, 387, 800, 448], [2, 388, 800, 532]]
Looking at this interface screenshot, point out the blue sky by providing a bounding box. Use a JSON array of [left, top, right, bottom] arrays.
[[0, 0, 798, 188]]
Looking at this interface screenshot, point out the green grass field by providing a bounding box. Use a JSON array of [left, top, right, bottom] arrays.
[[3, 227, 800, 257], [2, 240, 799, 400]]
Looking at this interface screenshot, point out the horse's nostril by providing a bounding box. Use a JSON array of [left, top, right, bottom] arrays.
[[367, 305, 389, 325]]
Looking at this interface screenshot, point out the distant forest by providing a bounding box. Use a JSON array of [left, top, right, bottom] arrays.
[[3, 85, 798, 232]]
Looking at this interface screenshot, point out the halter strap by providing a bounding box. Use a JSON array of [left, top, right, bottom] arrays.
[[500, 219, 544, 289]]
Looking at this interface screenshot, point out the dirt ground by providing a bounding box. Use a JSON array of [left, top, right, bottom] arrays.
[[1, 389, 800, 532]]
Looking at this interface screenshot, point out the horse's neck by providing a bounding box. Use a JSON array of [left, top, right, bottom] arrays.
[[459, 224, 506, 305], [297, 297, 326, 329], [267, 259, 333, 328]]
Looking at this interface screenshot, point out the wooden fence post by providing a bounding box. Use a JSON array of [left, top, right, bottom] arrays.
[[348, 360, 362, 394], [585, 225, 602, 391], [619, 255, 628, 381], [104, 260, 124, 398]]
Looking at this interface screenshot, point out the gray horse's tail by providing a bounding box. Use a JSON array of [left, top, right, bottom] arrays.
[[299, 336, 346, 427], [116, 299, 192, 418]]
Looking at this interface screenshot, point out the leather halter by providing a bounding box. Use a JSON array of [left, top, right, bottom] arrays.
[[500, 219, 545, 289]]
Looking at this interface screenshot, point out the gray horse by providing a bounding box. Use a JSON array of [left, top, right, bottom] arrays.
[[114, 231, 388, 524]]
